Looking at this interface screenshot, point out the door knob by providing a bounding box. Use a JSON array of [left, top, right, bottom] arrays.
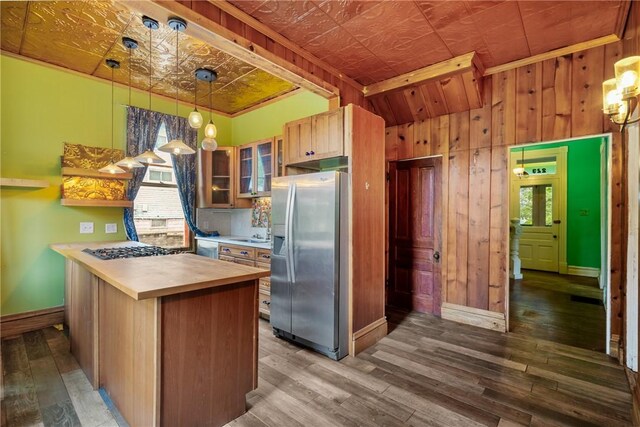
[[433, 251, 441, 263], [553, 235, 558, 239]]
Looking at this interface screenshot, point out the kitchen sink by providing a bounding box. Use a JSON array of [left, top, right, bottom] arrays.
[[229, 237, 269, 244]]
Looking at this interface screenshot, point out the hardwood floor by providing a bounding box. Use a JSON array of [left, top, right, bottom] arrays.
[[2, 308, 633, 426], [510, 270, 606, 352]]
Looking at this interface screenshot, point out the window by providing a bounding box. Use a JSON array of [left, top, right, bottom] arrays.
[[133, 123, 189, 248], [519, 184, 553, 227]]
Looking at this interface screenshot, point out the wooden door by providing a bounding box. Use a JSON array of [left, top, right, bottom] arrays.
[[388, 158, 442, 315], [312, 108, 343, 160], [255, 139, 272, 197], [284, 117, 312, 165]]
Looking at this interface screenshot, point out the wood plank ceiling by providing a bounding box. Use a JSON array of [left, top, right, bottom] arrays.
[[0, 1, 297, 115], [229, 0, 629, 125]]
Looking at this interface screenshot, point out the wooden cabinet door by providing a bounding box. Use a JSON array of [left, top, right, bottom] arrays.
[[237, 145, 255, 198], [198, 147, 235, 208], [255, 139, 272, 197], [284, 118, 312, 165], [312, 108, 344, 160]]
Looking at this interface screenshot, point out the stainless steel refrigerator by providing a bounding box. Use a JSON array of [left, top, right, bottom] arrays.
[[270, 171, 349, 360]]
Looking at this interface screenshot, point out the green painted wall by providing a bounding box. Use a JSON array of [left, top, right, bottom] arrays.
[[1, 54, 327, 316], [0, 54, 231, 315], [515, 136, 605, 269], [230, 91, 328, 146]]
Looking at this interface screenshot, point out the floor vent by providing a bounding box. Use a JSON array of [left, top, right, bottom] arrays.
[[570, 295, 603, 306]]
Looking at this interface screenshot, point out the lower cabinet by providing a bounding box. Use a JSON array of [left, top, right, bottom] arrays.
[[218, 244, 271, 319]]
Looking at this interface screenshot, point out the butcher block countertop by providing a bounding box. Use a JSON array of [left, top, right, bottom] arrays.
[[50, 241, 269, 300]]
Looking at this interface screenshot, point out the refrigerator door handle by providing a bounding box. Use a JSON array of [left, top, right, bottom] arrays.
[[284, 183, 293, 284], [288, 183, 297, 283]]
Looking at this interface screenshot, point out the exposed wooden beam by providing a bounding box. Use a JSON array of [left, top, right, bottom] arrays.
[[483, 34, 620, 76], [212, 0, 364, 93], [363, 52, 480, 98], [123, 1, 339, 100]]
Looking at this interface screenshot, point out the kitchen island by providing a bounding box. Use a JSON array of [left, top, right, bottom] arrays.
[[51, 242, 269, 427]]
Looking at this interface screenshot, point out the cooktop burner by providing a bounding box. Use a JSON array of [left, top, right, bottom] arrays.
[[83, 246, 182, 260]]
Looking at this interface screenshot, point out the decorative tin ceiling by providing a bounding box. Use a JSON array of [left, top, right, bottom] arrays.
[[229, 0, 629, 85], [0, 1, 297, 115]]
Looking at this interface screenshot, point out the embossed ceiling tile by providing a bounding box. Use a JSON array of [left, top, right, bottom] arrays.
[[21, 30, 103, 74], [238, 69, 296, 94], [302, 26, 362, 60], [182, 46, 229, 69], [342, 1, 427, 42], [470, 1, 524, 36], [26, 1, 82, 32], [472, 2, 530, 62], [1, 1, 28, 29], [227, 0, 268, 16], [150, 78, 197, 105], [279, 7, 338, 46], [122, 18, 174, 50], [211, 57, 256, 86], [217, 80, 295, 114], [249, 0, 317, 32], [436, 15, 493, 64], [464, 0, 505, 16], [1, 27, 22, 52], [378, 32, 452, 74], [356, 17, 437, 54], [315, 0, 381, 25], [415, 1, 469, 28], [351, 61, 397, 85], [79, 0, 131, 33]]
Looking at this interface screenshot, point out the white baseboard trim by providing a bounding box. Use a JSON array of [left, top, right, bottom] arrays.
[[567, 265, 600, 278], [441, 303, 506, 332]]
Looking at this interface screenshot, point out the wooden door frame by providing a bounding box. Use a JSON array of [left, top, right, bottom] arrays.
[[387, 155, 444, 315], [625, 123, 639, 371], [505, 134, 613, 355], [508, 146, 568, 273]]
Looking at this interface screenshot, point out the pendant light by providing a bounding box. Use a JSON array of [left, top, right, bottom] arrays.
[[158, 17, 195, 156], [116, 37, 144, 170], [195, 68, 218, 151], [188, 71, 203, 128], [512, 148, 529, 178], [99, 59, 126, 175], [135, 16, 166, 165]]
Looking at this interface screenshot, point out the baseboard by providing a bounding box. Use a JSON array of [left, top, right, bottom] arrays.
[[625, 368, 640, 426], [0, 306, 64, 338], [567, 265, 600, 278], [610, 334, 621, 359], [441, 303, 507, 332], [351, 317, 387, 356]]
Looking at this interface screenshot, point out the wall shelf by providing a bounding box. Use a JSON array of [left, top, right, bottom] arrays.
[[61, 199, 133, 208], [0, 177, 49, 188], [61, 167, 133, 180]]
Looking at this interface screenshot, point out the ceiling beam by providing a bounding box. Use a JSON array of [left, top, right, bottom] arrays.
[[123, 0, 340, 100], [363, 52, 482, 98], [483, 34, 620, 76], [212, 0, 364, 93]]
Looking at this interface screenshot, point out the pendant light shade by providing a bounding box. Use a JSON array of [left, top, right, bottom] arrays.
[[135, 150, 166, 164], [117, 37, 144, 170], [204, 121, 217, 139], [201, 137, 218, 151], [166, 17, 194, 156], [188, 109, 203, 129], [99, 59, 127, 175]]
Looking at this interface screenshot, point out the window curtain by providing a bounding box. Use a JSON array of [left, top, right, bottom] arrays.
[[124, 107, 164, 241], [163, 114, 218, 238]]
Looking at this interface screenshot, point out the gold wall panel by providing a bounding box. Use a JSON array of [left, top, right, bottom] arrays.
[[1, 1, 297, 114], [62, 143, 124, 169], [62, 177, 125, 200]]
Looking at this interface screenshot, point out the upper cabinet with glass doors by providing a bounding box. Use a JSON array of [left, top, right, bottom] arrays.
[[237, 138, 273, 198]]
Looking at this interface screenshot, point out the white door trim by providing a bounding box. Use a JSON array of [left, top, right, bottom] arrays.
[[626, 122, 639, 371]]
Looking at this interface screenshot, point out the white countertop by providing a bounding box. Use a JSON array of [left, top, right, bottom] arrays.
[[196, 235, 271, 250]]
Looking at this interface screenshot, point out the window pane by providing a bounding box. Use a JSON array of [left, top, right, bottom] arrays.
[[161, 171, 172, 182], [545, 185, 553, 226], [519, 186, 533, 225], [149, 170, 161, 181]]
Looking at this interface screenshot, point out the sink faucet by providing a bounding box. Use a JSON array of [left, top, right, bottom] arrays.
[[266, 228, 272, 240]]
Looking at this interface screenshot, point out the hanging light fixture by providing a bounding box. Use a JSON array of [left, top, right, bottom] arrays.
[[116, 36, 144, 170], [195, 68, 218, 151], [158, 17, 195, 156], [188, 71, 203, 129], [135, 16, 166, 165], [512, 147, 529, 178], [99, 59, 126, 175], [602, 55, 640, 131]]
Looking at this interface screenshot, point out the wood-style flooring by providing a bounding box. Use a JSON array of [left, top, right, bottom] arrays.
[[510, 270, 606, 353], [2, 308, 633, 427]]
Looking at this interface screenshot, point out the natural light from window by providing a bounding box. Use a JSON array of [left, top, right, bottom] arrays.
[[133, 123, 189, 248]]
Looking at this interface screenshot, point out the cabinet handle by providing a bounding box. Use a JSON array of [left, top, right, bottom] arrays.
[[261, 254, 270, 259], [305, 151, 310, 156], [240, 251, 249, 255], [262, 300, 271, 306], [223, 248, 230, 252], [310, 151, 315, 155]]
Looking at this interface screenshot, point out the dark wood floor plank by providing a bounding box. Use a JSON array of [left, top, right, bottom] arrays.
[[3, 371, 43, 426], [2, 337, 30, 375], [29, 355, 73, 410], [41, 399, 81, 427], [23, 331, 51, 362]]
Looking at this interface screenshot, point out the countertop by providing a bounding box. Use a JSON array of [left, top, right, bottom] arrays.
[[195, 235, 271, 250], [51, 242, 269, 300]]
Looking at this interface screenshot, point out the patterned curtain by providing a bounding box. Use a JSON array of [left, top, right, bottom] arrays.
[[163, 114, 218, 238], [123, 107, 164, 241]]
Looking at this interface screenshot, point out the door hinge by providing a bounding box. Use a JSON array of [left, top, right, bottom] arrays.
[[386, 173, 390, 182]]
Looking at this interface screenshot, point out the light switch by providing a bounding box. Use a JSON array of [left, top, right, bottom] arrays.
[[105, 223, 117, 234], [80, 222, 94, 234]]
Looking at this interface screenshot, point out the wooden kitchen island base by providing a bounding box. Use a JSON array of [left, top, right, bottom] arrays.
[[51, 243, 268, 427]]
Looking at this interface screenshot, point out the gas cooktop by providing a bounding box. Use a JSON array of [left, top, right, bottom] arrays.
[[82, 246, 182, 260]]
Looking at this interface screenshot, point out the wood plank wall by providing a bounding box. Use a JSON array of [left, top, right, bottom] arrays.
[[175, 0, 366, 108], [385, 38, 634, 338]]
